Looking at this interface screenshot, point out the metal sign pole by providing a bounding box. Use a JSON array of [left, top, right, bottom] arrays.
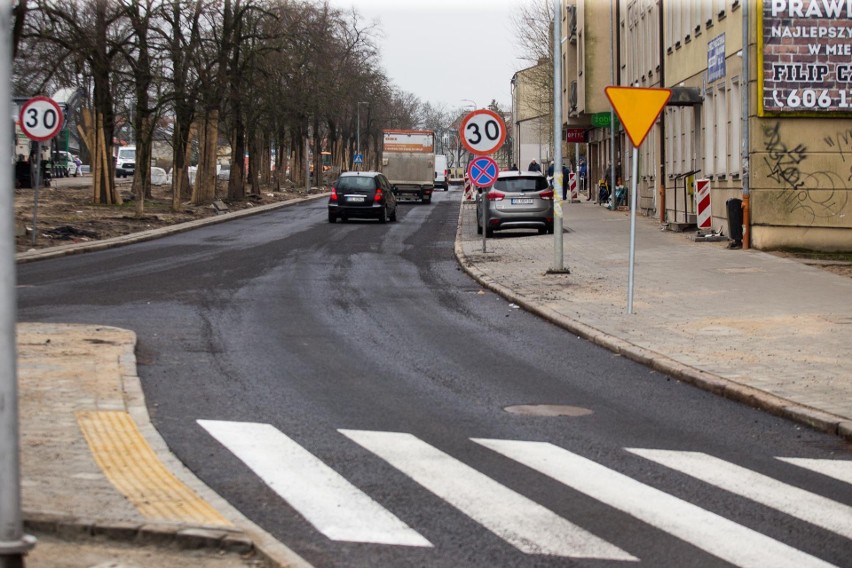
[[31, 143, 41, 247], [627, 145, 639, 314], [551, 0, 565, 272], [0, 4, 37, 563]]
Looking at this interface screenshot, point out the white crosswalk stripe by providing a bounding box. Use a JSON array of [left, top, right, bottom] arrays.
[[197, 420, 431, 547], [340, 429, 636, 560], [628, 449, 852, 540], [199, 420, 849, 565], [778, 457, 852, 485], [475, 439, 838, 568]]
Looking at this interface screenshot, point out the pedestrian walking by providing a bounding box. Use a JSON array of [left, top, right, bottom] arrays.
[[73, 156, 82, 177]]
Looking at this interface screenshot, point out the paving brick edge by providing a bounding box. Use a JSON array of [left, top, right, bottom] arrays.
[[453, 200, 852, 442], [16, 192, 329, 264]]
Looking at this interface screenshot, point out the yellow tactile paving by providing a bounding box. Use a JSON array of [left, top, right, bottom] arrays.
[[76, 410, 231, 526]]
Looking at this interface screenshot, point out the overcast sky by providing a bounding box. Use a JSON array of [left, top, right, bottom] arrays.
[[328, 0, 534, 113]]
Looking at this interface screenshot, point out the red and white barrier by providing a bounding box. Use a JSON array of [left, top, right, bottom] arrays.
[[463, 174, 475, 202], [695, 179, 712, 230], [569, 173, 578, 202]]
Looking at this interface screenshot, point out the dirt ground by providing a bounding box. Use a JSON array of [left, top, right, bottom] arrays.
[[14, 175, 319, 254]]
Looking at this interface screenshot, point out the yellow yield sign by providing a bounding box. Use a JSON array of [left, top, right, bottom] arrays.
[[604, 86, 671, 148]]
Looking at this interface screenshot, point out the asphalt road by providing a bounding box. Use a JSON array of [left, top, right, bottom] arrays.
[[17, 189, 852, 567]]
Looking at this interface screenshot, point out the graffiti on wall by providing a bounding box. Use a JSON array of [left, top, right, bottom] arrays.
[[823, 128, 852, 182], [762, 122, 849, 223]]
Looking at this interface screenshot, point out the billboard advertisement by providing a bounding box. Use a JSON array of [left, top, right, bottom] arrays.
[[758, 0, 852, 115]]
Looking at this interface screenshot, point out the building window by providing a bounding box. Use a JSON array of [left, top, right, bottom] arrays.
[[665, 108, 674, 176], [704, 88, 715, 176], [715, 85, 727, 178], [729, 77, 741, 177]]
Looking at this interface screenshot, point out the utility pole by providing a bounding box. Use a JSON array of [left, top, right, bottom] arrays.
[[550, 0, 567, 273]]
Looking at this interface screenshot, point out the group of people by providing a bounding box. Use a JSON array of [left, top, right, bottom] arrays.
[[520, 158, 583, 201]]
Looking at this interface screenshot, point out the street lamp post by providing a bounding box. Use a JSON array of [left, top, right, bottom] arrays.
[[356, 101, 368, 169]]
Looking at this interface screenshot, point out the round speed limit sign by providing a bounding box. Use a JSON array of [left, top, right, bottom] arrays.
[[19, 96, 64, 142], [459, 109, 506, 156]]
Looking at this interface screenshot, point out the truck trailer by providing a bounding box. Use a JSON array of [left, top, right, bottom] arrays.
[[381, 130, 435, 203]]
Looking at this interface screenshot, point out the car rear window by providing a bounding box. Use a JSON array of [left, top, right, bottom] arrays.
[[337, 176, 377, 191], [494, 176, 549, 193]]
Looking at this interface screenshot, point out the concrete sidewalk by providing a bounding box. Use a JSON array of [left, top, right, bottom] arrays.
[[456, 196, 852, 440]]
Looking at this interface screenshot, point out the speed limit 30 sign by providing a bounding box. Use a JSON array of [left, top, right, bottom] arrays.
[[19, 96, 64, 142], [460, 109, 506, 156]]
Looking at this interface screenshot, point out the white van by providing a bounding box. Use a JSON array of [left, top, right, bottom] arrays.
[[434, 154, 448, 191]]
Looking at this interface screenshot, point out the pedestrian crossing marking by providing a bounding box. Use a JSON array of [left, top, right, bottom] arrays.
[[629, 449, 852, 540], [475, 439, 837, 568], [340, 429, 636, 560], [778, 457, 852, 485], [198, 420, 849, 565], [198, 420, 431, 547]]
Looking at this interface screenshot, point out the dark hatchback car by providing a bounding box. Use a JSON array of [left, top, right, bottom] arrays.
[[328, 171, 398, 223]]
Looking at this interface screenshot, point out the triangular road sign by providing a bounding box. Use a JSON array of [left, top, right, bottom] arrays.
[[604, 86, 671, 148]]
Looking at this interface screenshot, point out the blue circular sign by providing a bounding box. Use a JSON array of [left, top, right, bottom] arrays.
[[467, 156, 499, 188]]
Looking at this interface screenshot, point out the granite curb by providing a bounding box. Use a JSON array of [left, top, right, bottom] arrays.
[[453, 200, 852, 442]]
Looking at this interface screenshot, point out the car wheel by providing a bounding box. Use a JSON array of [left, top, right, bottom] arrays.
[[423, 197, 431, 204], [485, 227, 494, 238], [328, 212, 336, 223], [379, 206, 388, 223], [476, 223, 482, 235], [389, 207, 397, 222], [538, 227, 547, 235], [546, 224, 554, 234]]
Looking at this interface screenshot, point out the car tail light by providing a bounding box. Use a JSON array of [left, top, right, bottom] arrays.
[[444, 169, 449, 177], [330, 186, 338, 202], [539, 190, 554, 200], [487, 190, 505, 201], [374, 187, 383, 202]]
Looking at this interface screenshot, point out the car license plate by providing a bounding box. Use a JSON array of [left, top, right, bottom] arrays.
[[347, 195, 365, 203], [512, 198, 534, 205]]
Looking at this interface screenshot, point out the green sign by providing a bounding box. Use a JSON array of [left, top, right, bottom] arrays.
[[591, 112, 620, 129]]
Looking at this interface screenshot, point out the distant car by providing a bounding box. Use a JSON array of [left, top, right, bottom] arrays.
[[328, 171, 397, 223], [116, 160, 135, 178], [476, 170, 553, 237], [434, 154, 449, 191], [217, 163, 231, 181]]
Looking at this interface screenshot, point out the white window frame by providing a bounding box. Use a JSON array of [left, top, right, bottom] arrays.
[[704, 88, 715, 176], [715, 84, 728, 179], [728, 77, 741, 177]]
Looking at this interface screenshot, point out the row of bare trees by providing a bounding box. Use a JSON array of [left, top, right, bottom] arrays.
[[12, 0, 423, 212]]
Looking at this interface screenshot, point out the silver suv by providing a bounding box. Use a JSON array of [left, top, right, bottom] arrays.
[[476, 171, 553, 237]]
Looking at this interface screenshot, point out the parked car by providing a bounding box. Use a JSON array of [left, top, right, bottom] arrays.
[[115, 162, 135, 178], [476, 171, 553, 237], [434, 154, 449, 191], [328, 171, 397, 223]]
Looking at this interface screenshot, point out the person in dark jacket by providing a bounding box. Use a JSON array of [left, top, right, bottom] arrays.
[[528, 159, 541, 172]]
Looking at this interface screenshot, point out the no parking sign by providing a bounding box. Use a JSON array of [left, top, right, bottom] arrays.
[[466, 156, 499, 188]]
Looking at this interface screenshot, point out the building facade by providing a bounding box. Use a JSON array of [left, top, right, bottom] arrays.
[[559, 0, 852, 251], [511, 62, 553, 170]]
